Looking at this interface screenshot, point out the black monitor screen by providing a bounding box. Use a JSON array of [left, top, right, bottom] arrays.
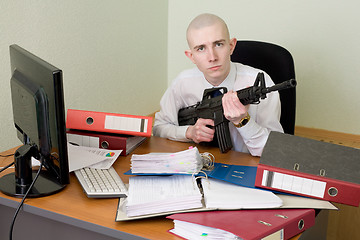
[[0, 45, 69, 197]]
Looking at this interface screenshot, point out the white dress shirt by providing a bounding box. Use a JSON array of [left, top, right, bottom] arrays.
[[153, 62, 283, 156]]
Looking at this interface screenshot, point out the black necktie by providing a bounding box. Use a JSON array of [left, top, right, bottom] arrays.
[[210, 89, 223, 98]]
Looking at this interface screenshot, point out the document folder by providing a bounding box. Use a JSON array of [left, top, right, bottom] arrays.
[[204, 163, 257, 188], [67, 130, 146, 155], [255, 131, 360, 206], [167, 208, 315, 240], [116, 175, 283, 221], [66, 109, 153, 137]]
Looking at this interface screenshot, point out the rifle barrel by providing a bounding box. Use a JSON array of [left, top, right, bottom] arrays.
[[264, 79, 297, 93]]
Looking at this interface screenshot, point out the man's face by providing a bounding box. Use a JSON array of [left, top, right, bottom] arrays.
[[185, 22, 236, 86]]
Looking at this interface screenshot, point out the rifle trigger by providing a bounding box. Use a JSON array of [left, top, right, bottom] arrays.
[[206, 124, 214, 129]]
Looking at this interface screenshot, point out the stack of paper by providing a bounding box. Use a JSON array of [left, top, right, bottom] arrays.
[[130, 147, 203, 174], [123, 175, 283, 218], [126, 175, 203, 217], [171, 220, 239, 240]]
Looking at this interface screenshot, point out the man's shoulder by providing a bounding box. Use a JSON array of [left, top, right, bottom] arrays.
[[232, 62, 275, 86], [233, 62, 262, 75]]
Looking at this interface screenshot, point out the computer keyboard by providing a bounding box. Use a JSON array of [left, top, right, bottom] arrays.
[[74, 166, 128, 198]]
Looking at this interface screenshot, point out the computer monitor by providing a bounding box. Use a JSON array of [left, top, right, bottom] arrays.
[[0, 45, 69, 198]]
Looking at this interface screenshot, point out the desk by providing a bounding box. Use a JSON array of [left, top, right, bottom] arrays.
[[0, 136, 324, 239]]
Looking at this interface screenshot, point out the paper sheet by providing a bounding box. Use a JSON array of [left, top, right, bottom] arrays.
[[201, 178, 283, 209], [67, 142, 122, 172], [277, 194, 338, 210]]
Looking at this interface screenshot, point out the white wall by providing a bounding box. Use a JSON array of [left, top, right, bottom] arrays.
[[0, 1, 168, 152], [168, 0, 360, 135], [1, 0, 359, 153]]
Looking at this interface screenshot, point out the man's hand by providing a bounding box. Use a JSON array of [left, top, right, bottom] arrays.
[[222, 90, 249, 125], [185, 118, 215, 143]]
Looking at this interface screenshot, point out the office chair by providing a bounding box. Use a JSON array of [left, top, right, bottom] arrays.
[[231, 40, 296, 135]]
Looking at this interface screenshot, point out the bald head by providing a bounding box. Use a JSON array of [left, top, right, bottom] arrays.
[[184, 13, 237, 85], [186, 14, 230, 46]]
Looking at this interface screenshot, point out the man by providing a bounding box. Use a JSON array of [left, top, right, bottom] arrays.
[[153, 13, 283, 156]]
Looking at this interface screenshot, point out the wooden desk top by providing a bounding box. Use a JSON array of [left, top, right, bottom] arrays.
[[0, 136, 300, 240]]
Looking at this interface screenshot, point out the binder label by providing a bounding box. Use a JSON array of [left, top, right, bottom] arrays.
[[262, 229, 283, 240], [67, 133, 99, 148], [261, 170, 326, 198], [105, 115, 148, 133]]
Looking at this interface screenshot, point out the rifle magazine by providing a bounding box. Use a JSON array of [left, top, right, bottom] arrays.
[[215, 123, 232, 153]]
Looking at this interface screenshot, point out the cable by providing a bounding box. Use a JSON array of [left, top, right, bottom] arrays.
[[0, 153, 14, 171], [0, 162, 15, 173], [0, 153, 15, 158], [9, 160, 44, 240]]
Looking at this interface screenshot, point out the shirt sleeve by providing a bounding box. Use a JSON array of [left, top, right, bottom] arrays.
[[236, 90, 283, 156], [153, 81, 191, 142]]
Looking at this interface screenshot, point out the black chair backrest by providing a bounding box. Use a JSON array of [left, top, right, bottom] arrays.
[[231, 40, 296, 134]]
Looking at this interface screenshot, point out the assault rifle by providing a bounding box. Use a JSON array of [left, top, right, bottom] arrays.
[[178, 72, 297, 153]]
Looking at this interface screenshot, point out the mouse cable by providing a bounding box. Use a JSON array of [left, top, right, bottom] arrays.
[[0, 153, 15, 158], [0, 162, 15, 173], [9, 160, 44, 240]]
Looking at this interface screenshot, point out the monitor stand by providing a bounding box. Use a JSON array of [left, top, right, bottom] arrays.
[[0, 144, 66, 198]]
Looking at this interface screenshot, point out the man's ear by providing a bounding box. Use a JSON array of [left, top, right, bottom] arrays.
[[229, 38, 237, 55], [185, 50, 196, 64]]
